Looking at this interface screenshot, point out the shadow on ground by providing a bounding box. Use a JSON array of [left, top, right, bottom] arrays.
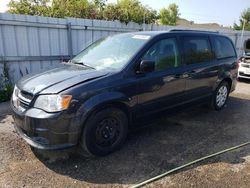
[[0, 114, 7, 122], [0, 113, 11, 125], [34, 96, 250, 185], [0, 101, 11, 122]]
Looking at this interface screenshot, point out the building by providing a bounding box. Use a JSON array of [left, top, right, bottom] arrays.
[[177, 18, 231, 30]]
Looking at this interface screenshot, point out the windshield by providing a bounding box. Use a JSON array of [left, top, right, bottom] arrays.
[[72, 33, 151, 71]]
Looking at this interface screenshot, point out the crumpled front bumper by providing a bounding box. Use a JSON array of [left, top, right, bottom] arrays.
[[11, 101, 81, 150]]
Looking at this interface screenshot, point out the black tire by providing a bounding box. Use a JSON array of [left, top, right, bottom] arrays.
[[80, 107, 128, 157], [211, 81, 230, 111]]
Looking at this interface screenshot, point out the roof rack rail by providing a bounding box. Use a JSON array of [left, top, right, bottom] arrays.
[[169, 29, 219, 33]]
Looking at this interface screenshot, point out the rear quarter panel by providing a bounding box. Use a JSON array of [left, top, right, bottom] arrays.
[[210, 35, 238, 92]]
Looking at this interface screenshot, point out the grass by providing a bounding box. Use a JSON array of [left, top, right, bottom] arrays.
[[0, 84, 13, 103], [0, 62, 13, 103]]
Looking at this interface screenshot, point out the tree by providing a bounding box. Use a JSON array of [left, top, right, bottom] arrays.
[[93, 0, 107, 19], [233, 8, 250, 31], [8, 0, 51, 16], [103, 3, 122, 21], [50, 0, 99, 19], [159, 3, 180, 26], [7, 0, 158, 24], [8, 0, 102, 18], [94, 0, 107, 10], [103, 0, 157, 24]]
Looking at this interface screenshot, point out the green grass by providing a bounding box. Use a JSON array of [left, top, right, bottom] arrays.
[[0, 84, 13, 103]]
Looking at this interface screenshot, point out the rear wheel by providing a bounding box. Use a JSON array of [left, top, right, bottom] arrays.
[[80, 107, 128, 157], [211, 81, 230, 111]]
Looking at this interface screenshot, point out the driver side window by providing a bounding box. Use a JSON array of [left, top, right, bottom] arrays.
[[142, 38, 180, 71]]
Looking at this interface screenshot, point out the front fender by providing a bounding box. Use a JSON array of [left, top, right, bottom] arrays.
[[77, 91, 131, 126]]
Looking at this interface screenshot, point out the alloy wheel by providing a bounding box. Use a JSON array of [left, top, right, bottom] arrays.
[[216, 85, 228, 107]]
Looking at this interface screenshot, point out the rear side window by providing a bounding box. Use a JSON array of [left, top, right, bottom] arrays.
[[183, 37, 214, 64], [214, 36, 236, 59]]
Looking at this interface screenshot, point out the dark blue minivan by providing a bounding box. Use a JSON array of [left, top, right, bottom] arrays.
[[11, 30, 238, 156]]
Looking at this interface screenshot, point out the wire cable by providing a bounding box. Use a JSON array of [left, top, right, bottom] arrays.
[[131, 141, 250, 188]]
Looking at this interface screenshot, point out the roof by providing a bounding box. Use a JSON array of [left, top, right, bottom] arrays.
[[130, 29, 221, 37]]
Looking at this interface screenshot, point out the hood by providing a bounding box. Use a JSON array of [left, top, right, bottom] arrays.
[[17, 64, 108, 95]]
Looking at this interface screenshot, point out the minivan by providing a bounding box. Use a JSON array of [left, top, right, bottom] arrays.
[[11, 30, 238, 156]]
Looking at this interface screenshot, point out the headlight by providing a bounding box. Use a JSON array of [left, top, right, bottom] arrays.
[[13, 85, 20, 97], [12, 85, 20, 108], [34, 95, 72, 112]]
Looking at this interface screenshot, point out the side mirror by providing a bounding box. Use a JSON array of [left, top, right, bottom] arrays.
[[138, 60, 155, 74]]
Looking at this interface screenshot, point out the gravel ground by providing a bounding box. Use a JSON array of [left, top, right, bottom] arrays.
[[0, 80, 250, 188]]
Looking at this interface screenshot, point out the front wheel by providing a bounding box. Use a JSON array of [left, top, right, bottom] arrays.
[[80, 107, 128, 157], [211, 81, 230, 111]]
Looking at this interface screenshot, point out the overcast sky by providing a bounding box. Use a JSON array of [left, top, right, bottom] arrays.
[[0, 0, 250, 26]]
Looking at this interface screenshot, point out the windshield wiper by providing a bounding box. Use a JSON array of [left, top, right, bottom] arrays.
[[69, 60, 95, 70]]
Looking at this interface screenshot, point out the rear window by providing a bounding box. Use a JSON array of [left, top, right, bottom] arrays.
[[214, 36, 236, 59], [183, 37, 214, 64]]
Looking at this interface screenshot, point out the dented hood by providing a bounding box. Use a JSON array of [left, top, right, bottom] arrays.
[[16, 64, 108, 95]]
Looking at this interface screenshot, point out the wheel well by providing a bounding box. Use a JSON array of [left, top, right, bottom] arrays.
[[79, 101, 131, 140], [85, 102, 131, 125], [222, 78, 232, 90], [99, 102, 130, 120]]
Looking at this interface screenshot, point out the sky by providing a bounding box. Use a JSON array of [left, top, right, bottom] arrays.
[[0, 0, 249, 26]]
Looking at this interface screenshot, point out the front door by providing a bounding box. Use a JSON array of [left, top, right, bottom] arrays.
[[136, 37, 186, 117]]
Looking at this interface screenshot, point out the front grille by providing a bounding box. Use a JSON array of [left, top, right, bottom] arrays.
[[18, 92, 32, 102], [18, 91, 33, 109], [20, 90, 33, 100], [13, 87, 34, 111], [19, 98, 30, 109]]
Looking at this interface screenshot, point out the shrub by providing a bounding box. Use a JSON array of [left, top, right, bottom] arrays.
[[0, 62, 13, 103]]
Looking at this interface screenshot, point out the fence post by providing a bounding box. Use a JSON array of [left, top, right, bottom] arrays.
[[235, 33, 238, 48], [67, 22, 73, 59]]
